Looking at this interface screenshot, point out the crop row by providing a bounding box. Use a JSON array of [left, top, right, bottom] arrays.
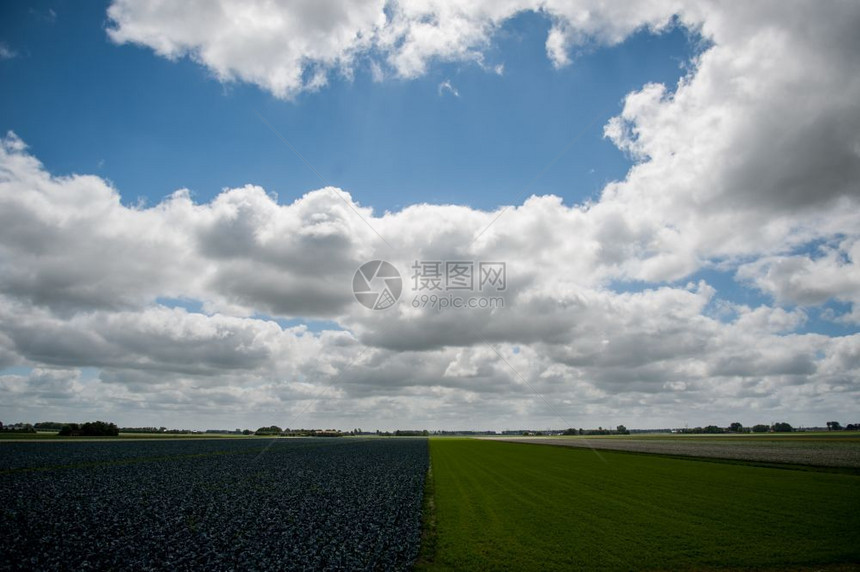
[[0, 438, 428, 571]]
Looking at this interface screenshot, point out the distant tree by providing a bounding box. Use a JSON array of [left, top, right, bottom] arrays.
[[563, 428, 577, 435], [59, 421, 118, 436], [58, 423, 78, 436], [827, 421, 842, 431], [242, 429, 252, 435], [752, 424, 770, 433], [772, 422, 793, 433], [255, 425, 282, 435], [616, 425, 629, 435], [82, 421, 119, 436], [846, 424, 859, 431], [704, 425, 723, 434], [729, 422, 743, 433]]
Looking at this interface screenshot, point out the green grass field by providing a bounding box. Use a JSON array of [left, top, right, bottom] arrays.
[[418, 439, 860, 571]]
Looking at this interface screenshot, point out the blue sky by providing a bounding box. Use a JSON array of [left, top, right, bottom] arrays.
[[1, 1, 858, 430], [1, 2, 695, 212]]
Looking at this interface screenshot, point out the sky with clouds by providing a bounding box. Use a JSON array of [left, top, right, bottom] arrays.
[[1, 0, 858, 431]]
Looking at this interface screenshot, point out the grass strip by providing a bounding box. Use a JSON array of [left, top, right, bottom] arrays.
[[414, 458, 438, 568]]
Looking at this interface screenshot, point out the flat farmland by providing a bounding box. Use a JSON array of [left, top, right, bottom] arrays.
[[418, 438, 860, 571], [0, 438, 427, 571], [486, 433, 860, 468]]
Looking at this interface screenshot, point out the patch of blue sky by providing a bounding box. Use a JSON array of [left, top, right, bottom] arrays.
[[0, 366, 33, 377], [798, 301, 858, 337], [1, 2, 699, 215], [155, 297, 205, 314], [154, 298, 346, 333], [252, 315, 346, 334]]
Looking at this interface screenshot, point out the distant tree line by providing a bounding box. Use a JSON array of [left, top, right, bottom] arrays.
[[253, 427, 367, 437], [116, 427, 254, 434], [117, 426, 168, 433], [827, 421, 860, 431], [678, 422, 795, 434], [249, 427, 434, 437], [562, 425, 630, 436], [434, 430, 498, 435], [58, 421, 119, 437], [10, 419, 859, 438], [0, 422, 36, 433], [676, 421, 860, 434], [556, 421, 860, 435]]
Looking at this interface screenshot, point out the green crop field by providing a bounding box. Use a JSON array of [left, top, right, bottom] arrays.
[[417, 439, 860, 571]]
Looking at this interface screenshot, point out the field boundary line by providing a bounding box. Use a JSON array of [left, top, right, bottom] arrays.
[[414, 446, 438, 570]]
